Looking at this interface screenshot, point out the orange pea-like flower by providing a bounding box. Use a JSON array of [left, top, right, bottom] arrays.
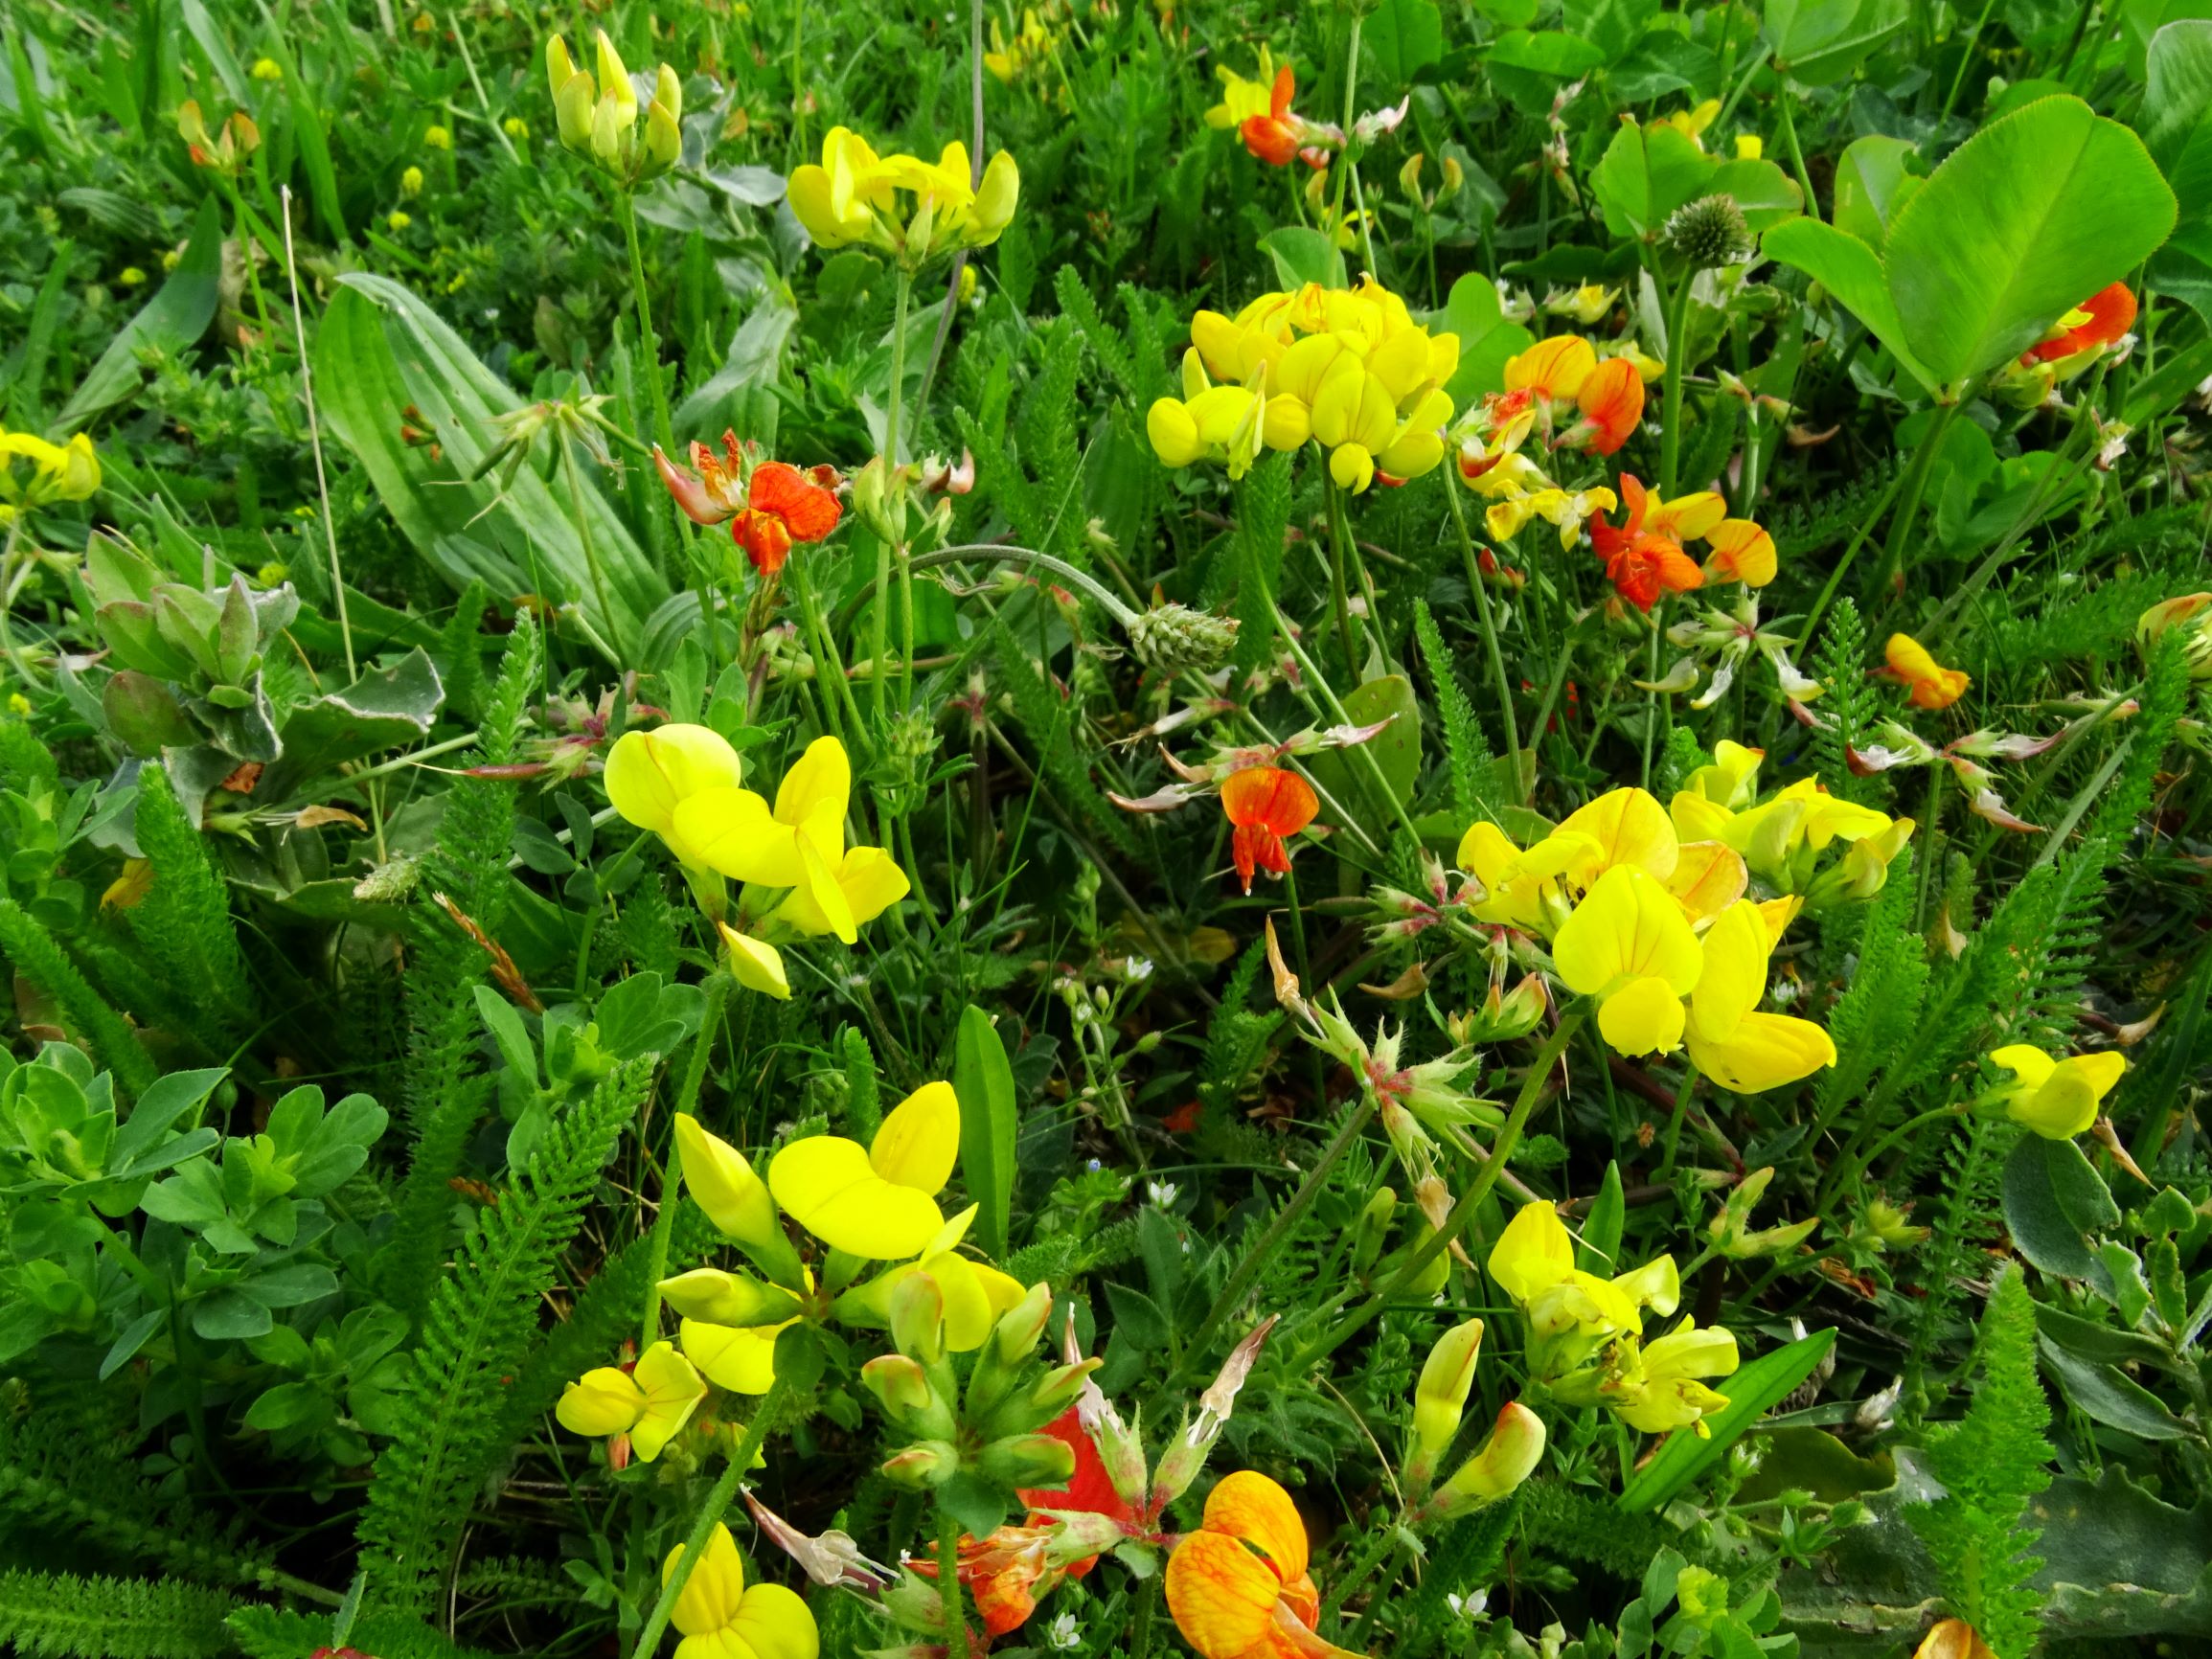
[[1240, 67, 1325, 170], [1589, 474, 1705, 611], [1220, 766, 1319, 895], [1565, 356, 1644, 455], [1165, 1471, 1357, 1659], [1883, 632, 1969, 710], [1504, 334, 1596, 403], [1702, 518, 1776, 587], [732, 462, 843, 578], [2022, 283, 2136, 365]]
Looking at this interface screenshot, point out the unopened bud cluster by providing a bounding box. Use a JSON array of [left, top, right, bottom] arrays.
[[1662, 193, 1752, 270], [547, 31, 682, 186]]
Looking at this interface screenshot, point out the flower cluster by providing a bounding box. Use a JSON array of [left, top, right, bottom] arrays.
[[1205, 51, 1341, 169], [603, 724, 907, 996], [1588, 473, 1775, 609], [1492, 1200, 1742, 1436], [1457, 782, 1840, 1089], [787, 128, 1020, 268], [1668, 741, 1916, 907], [1402, 1320, 1547, 1524], [1148, 278, 1459, 490], [546, 32, 682, 185]]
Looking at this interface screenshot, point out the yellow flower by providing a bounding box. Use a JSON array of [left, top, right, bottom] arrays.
[[399, 165, 424, 198], [662, 1523, 819, 1659], [716, 921, 790, 1000], [1488, 1200, 1681, 1377], [1606, 1317, 1739, 1435], [0, 430, 100, 519], [772, 844, 910, 937], [1657, 98, 1722, 148], [1454, 818, 1596, 934], [1204, 48, 1280, 129], [1672, 775, 1910, 899], [766, 1080, 961, 1258], [673, 1114, 800, 1278], [830, 1203, 1026, 1350], [250, 56, 283, 81], [423, 123, 453, 149], [118, 266, 148, 286], [677, 1316, 787, 1395], [503, 116, 531, 141], [1683, 901, 1836, 1094], [1735, 133, 1764, 160], [672, 736, 867, 937], [787, 127, 1018, 265], [1988, 1045, 2126, 1139], [545, 31, 681, 184], [101, 857, 154, 910], [554, 1340, 706, 1461], [1407, 1318, 1483, 1490], [1552, 867, 1703, 1056], [603, 722, 747, 871], [1544, 284, 1614, 325], [1885, 631, 1970, 710], [387, 211, 412, 232]]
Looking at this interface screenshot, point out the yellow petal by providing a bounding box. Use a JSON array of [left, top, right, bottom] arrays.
[[1688, 900, 1770, 1043], [718, 923, 790, 1000], [1165, 1530, 1280, 1659], [1666, 841, 1748, 922], [1990, 1045, 2058, 1090], [604, 725, 744, 837], [628, 1340, 707, 1462], [1552, 868, 1702, 998], [555, 1366, 643, 1438], [674, 1115, 782, 1251], [1598, 973, 1688, 1056], [1557, 787, 1678, 880], [674, 787, 798, 884], [774, 736, 852, 830], [769, 1135, 945, 1258], [871, 1080, 961, 1194], [1201, 1469, 1309, 1579], [665, 1522, 747, 1639], [1687, 1011, 1836, 1093], [1488, 1199, 1574, 1305], [679, 1317, 786, 1395]]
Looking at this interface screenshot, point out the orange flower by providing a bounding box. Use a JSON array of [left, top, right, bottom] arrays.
[[730, 462, 842, 577], [1912, 1621, 1995, 1659], [1566, 356, 1643, 455], [1165, 1471, 1356, 1659], [1241, 66, 1324, 169], [1220, 766, 1319, 894], [656, 438, 842, 578], [2023, 283, 2136, 365], [1504, 335, 1597, 403], [946, 1525, 1062, 1637], [1883, 633, 1969, 710], [1589, 474, 1705, 610]]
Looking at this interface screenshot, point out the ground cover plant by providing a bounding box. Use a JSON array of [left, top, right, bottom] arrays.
[[0, 0, 2207, 1653]]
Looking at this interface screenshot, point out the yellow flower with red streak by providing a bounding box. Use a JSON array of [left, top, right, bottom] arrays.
[[1496, 335, 1646, 456], [1210, 55, 1332, 170], [1883, 633, 1969, 710], [1588, 474, 1773, 608], [1165, 1471, 1358, 1659], [1220, 765, 1319, 894]]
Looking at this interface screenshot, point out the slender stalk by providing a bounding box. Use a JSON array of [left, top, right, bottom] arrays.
[[1935, 0, 2000, 130], [1656, 1064, 1697, 1180], [622, 189, 718, 654], [1295, 1007, 1585, 1372], [1775, 83, 1818, 216], [1442, 470, 1525, 795], [872, 266, 915, 732], [1658, 270, 1693, 497], [627, 1375, 790, 1659], [938, 1509, 970, 1659], [1324, 475, 1362, 672], [1817, 1102, 1967, 1216], [1872, 398, 1964, 596], [559, 431, 620, 657], [1270, 600, 1425, 852], [639, 973, 730, 1350]]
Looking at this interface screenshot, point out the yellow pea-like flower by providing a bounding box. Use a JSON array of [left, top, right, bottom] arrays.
[[1682, 901, 1836, 1093], [554, 1340, 705, 1461], [1551, 868, 1703, 1057], [766, 1081, 961, 1258], [1988, 1045, 2126, 1139], [664, 1523, 820, 1659]]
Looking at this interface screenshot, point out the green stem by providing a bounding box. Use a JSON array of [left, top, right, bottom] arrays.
[[1658, 270, 1694, 497], [1442, 473, 1525, 797], [1656, 1063, 1697, 1180], [1295, 1007, 1585, 1373], [1817, 1102, 1967, 1216], [627, 1375, 790, 1659], [640, 973, 730, 1350], [622, 189, 716, 654], [1270, 600, 1425, 854], [1795, 459, 1907, 650], [789, 554, 867, 750], [1936, 0, 2000, 131], [1775, 83, 1818, 217], [872, 266, 915, 733], [938, 1508, 970, 1659], [1325, 475, 1362, 673], [1872, 398, 1964, 596], [559, 432, 620, 657]]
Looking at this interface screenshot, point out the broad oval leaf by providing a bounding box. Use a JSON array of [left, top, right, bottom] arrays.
[[1831, 134, 1923, 246], [1761, 216, 1940, 392], [1883, 95, 2177, 390], [1763, 0, 1908, 83]]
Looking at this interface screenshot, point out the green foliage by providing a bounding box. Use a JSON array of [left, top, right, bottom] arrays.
[[128, 761, 254, 1037], [0, 1570, 236, 1659], [0, 900, 154, 1100], [1808, 597, 1876, 803], [1413, 598, 1495, 822], [989, 620, 1146, 860], [1905, 1267, 2054, 1656], [352, 1059, 651, 1617]]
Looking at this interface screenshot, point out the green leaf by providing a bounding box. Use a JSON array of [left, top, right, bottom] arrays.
[[2142, 20, 2212, 167], [314, 275, 669, 659], [2038, 1338, 2192, 1439], [1762, 0, 1908, 84], [111, 1066, 227, 1170], [1307, 674, 1423, 812], [1830, 135, 1923, 246], [59, 195, 223, 427], [1437, 273, 1537, 402], [263, 648, 445, 800], [177, 0, 249, 103], [1366, 0, 1445, 83], [1761, 216, 1940, 393], [1705, 155, 1805, 233], [1883, 96, 2177, 390], [1591, 119, 1714, 240], [1258, 226, 1341, 291], [1487, 28, 1608, 79], [952, 1005, 1017, 1262], [2002, 1134, 2120, 1279], [1618, 1327, 1836, 1512], [1579, 1161, 1625, 1273]]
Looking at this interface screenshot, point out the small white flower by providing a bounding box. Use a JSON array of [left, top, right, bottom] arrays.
[[1147, 1179, 1180, 1208], [1044, 1612, 1083, 1650]]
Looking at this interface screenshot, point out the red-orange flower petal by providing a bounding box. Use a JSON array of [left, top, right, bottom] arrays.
[[1572, 357, 1644, 455], [2024, 283, 2136, 364], [1220, 766, 1319, 836], [749, 460, 842, 544], [732, 509, 794, 577]]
